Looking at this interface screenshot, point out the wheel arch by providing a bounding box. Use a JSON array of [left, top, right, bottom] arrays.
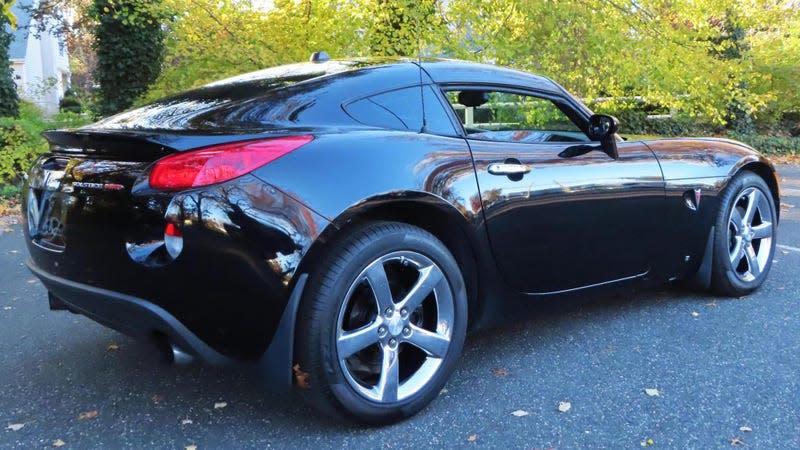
[[734, 159, 781, 222], [294, 192, 483, 329]]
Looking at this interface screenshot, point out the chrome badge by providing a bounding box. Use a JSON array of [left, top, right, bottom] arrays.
[[683, 188, 703, 211], [72, 181, 125, 191], [41, 169, 65, 191]]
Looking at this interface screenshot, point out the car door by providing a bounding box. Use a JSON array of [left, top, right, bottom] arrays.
[[440, 87, 666, 294]]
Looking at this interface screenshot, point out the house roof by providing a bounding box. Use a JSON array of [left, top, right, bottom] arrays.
[[7, 0, 33, 61]]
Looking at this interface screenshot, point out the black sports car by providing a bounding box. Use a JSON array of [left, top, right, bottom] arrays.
[[22, 57, 779, 424]]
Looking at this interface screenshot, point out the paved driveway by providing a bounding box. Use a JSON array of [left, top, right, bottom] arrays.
[[1, 166, 799, 449]]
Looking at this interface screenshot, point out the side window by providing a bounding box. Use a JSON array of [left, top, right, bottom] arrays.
[[344, 86, 422, 131], [443, 90, 590, 143]]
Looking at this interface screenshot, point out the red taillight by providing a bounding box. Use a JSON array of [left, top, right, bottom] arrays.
[[164, 222, 182, 237], [149, 135, 313, 190], [164, 222, 183, 259]]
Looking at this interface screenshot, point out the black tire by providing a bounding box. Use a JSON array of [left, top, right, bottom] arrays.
[[711, 171, 777, 296], [294, 221, 467, 424]]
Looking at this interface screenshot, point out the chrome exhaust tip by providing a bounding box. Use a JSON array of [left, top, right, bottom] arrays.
[[170, 343, 194, 366]]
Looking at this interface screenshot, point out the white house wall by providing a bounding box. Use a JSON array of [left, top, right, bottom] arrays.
[[21, 17, 69, 115], [9, 0, 71, 116]]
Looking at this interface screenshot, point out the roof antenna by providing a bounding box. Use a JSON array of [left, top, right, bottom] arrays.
[[416, 9, 427, 133], [310, 51, 330, 63]]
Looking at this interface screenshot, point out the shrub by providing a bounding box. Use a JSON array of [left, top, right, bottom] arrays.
[[0, 102, 90, 184], [592, 99, 722, 137], [0, 182, 19, 199], [727, 133, 800, 156], [59, 89, 83, 113]]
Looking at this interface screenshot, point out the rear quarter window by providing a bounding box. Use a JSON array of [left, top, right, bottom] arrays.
[[343, 86, 423, 131]]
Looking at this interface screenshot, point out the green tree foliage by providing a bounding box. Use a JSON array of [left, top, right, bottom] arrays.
[[89, 0, 165, 116], [1, 0, 15, 25], [443, 0, 798, 129], [141, 0, 798, 132], [0, 1, 19, 118], [146, 0, 356, 98], [13, 0, 800, 132], [360, 0, 443, 56], [145, 0, 444, 100]]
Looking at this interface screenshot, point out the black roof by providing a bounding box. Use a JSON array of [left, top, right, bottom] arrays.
[[89, 58, 572, 132]]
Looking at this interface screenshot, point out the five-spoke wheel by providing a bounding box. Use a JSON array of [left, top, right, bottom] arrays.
[[336, 251, 454, 403], [713, 171, 777, 296], [727, 186, 774, 282], [295, 222, 467, 424]]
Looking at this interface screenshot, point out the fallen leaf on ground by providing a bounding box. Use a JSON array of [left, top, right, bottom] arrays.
[[78, 410, 98, 420], [6, 423, 24, 431], [439, 388, 448, 395], [185, 445, 197, 450], [181, 418, 193, 425], [731, 437, 745, 446], [490, 368, 509, 377], [691, 311, 700, 317], [644, 388, 660, 397], [214, 402, 227, 409], [511, 409, 530, 417], [107, 343, 120, 351], [151, 394, 162, 403], [640, 437, 655, 447], [467, 434, 478, 443], [53, 439, 66, 447], [557, 401, 571, 412], [739, 426, 752, 432], [293, 364, 310, 389]]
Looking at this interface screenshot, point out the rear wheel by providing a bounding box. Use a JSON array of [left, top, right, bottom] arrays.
[[295, 221, 467, 424], [711, 171, 777, 296]]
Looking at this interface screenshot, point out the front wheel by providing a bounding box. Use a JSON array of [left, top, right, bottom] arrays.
[[295, 221, 467, 424], [711, 171, 777, 296]]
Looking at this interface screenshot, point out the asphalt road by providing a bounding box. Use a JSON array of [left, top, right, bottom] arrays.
[[2, 166, 800, 449]]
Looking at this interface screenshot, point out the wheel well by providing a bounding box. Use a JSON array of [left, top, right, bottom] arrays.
[[740, 162, 781, 221], [296, 201, 481, 328]]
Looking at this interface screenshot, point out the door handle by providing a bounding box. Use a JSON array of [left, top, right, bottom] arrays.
[[487, 162, 531, 176]]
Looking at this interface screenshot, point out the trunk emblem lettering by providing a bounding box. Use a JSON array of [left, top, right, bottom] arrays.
[[72, 182, 125, 191]]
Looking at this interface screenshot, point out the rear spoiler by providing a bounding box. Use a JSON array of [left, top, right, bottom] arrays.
[[42, 130, 174, 161], [42, 129, 293, 161]]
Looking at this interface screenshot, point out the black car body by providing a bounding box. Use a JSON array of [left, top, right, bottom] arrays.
[[22, 58, 780, 423]]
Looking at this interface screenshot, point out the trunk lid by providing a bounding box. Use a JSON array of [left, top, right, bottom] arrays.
[[26, 130, 178, 257]]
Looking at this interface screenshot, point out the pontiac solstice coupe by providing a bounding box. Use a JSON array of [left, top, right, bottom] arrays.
[[22, 57, 779, 424]]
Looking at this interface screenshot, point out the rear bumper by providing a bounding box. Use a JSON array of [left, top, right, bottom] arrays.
[[27, 259, 308, 390], [27, 258, 233, 365], [22, 172, 330, 360]]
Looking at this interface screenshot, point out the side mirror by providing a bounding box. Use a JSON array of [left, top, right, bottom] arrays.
[[588, 114, 620, 159]]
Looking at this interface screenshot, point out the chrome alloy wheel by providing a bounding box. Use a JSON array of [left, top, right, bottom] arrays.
[[335, 251, 454, 403], [728, 186, 774, 282]]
